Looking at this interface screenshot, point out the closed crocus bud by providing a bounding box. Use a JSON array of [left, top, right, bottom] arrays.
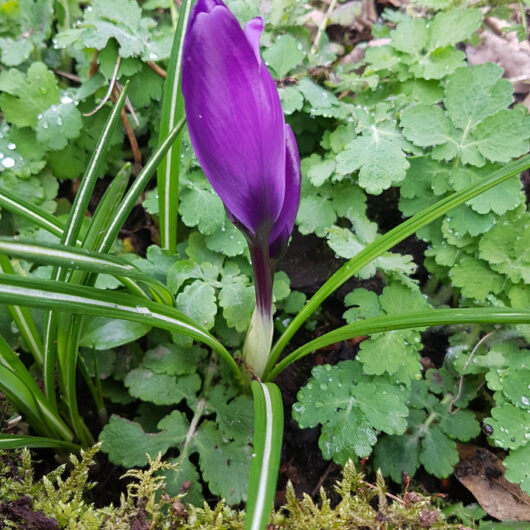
[[182, 0, 301, 378]]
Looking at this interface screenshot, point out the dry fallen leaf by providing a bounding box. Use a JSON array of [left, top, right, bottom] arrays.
[[455, 444, 530, 522], [466, 19, 530, 95]]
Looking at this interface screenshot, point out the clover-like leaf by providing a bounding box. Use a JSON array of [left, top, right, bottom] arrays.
[[436, 406, 480, 441], [293, 361, 409, 464], [344, 284, 427, 383], [420, 424, 459, 477], [35, 102, 83, 151], [142, 343, 207, 376], [278, 85, 304, 115], [297, 193, 336, 237], [218, 279, 255, 332], [195, 421, 253, 504], [450, 257, 505, 301], [301, 153, 336, 187], [486, 404, 530, 450], [0, 62, 59, 128], [473, 109, 530, 164], [444, 63, 513, 130], [501, 368, 530, 410], [180, 184, 226, 235], [401, 104, 452, 147], [99, 411, 189, 467], [165, 457, 204, 506], [427, 8, 482, 49], [262, 34, 305, 78], [124, 368, 201, 406], [373, 433, 421, 484], [336, 122, 409, 194], [504, 445, 530, 495], [176, 279, 217, 330], [479, 213, 530, 284]]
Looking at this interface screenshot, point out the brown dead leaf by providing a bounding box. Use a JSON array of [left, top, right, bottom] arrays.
[[455, 444, 530, 522], [466, 21, 530, 95]]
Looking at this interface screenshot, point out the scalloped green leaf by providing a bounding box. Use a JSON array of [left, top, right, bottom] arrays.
[[124, 368, 201, 406]]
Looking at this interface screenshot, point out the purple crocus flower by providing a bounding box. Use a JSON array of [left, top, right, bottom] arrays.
[[182, 0, 301, 377]]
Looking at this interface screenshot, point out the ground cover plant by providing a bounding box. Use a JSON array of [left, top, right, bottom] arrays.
[[0, 0, 530, 528]]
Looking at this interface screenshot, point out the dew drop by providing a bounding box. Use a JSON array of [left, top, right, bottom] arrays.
[[57, 117, 63, 126], [7, 142, 16, 150], [61, 95, 73, 104], [1, 157, 15, 168]]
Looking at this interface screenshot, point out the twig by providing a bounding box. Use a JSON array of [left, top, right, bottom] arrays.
[[146, 60, 167, 79], [310, 0, 338, 56], [83, 56, 121, 117], [361, 480, 405, 505], [116, 81, 140, 128], [311, 461, 334, 497], [88, 50, 100, 79], [448, 330, 496, 415], [54, 70, 82, 83], [112, 85, 142, 174]]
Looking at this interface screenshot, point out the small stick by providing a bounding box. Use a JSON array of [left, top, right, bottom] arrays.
[[146, 60, 167, 79], [116, 81, 140, 128], [112, 86, 142, 173], [54, 70, 82, 83], [448, 330, 496, 415], [88, 50, 100, 78], [361, 480, 405, 505], [311, 461, 334, 497], [310, 0, 338, 56], [83, 56, 121, 117]]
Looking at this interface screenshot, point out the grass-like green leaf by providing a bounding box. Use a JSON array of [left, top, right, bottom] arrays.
[[245, 382, 284, 530], [0, 186, 74, 242], [0, 238, 173, 304], [267, 307, 530, 380], [0, 254, 44, 365], [42, 85, 130, 440], [98, 117, 186, 254], [0, 434, 79, 451], [268, 154, 530, 371], [0, 336, 74, 441], [157, 0, 192, 252], [0, 274, 243, 386]]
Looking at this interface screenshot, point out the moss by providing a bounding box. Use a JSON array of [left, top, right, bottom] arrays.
[[0, 447, 459, 529]]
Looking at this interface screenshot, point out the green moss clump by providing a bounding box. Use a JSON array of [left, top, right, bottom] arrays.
[[0, 446, 458, 529]]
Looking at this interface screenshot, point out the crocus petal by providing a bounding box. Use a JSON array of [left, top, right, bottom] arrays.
[[269, 124, 301, 259], [244, 17, 265, 65], [188, 0, 223, 27], [182, 3, 286, 235]]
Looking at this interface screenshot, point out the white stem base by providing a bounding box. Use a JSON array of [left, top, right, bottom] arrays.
[[242, 306, 273, 378]]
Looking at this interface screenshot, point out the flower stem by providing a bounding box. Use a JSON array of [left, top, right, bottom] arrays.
[[243, 236, 274, 379]]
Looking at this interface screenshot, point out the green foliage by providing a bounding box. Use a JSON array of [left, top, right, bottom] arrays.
[[0, 0, 530, 516], [445, 338, 530, 492], [293, 360, 409, 464], [343, 284, 430, 384], [99, 349, 254, 505], [401, 65, 530, 166], [55, 0, 167, 60]]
